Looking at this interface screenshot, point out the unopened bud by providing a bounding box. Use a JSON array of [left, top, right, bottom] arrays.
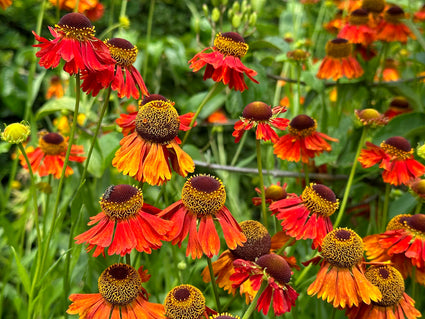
[[232, 14, 242, 28], [202, 4, 209, 17], [119, 16, 130, 29], [249, 12, 257, 26], [417, 143, 425, 160], [212, 7, 221, 22], [232, 1, 240, 13], [1, 121, 31, 144]]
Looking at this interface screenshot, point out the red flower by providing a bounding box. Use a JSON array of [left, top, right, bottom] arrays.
[[81, 38, 149, 99], [358, 136, 425, 186], [233, 101, 289, 143], [112, 95, 195, 186], [376, 6, 414, 43], [338, 9, 376, 46], [230, 254, 298, 316], [158, 174, 246, 259], [384, 97, 413, 120], [33, 12, 114, 75], [189, 32, 258, 92], [20, 131, 85, 179], [74, 184, 172, 257], [273, 114, 338, 163]]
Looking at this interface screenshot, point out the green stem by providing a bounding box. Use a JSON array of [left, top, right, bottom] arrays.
[[230, 131, 248, 166], [381, 183, 391, 232], [182, 82, 220, 145], [330, 307, 337, 319], [295, 263, 312, 287], [276, 237, 295, 256], [303, 162, 310, 187], [294, 63, 302, 116], [241, 280, 268, 319], [334, 127, 368, 228], [142, 0, 156, 79], [256, 140, 268, 229], [43, 175, 52, 236], [207, 257, 221, 312], [414, 201, 423, 214], [126, 254, 131, 265], [311, 0, 326, 57]]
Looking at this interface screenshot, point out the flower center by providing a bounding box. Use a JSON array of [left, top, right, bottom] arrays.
[[265, 184, 287, 201], [349, 9, 369, 25], [386, 214, 412, 231], [384, 6, 405, 24], [256, 254, 292, 285], [242, 101, 272, 122], [164, 284, 206, 319], [325, 38, 352, 58], [288, 114, 317, 137], [105, 38, 138, 67], [321, 228, 364, 268], [181, 175, 226, 216], [301, 183, 339, 217], [358, 108, 381, 121], [39, 132, 67, 155], [100, 184, 144, 220], [287, 49, 310, 61], [365, 265, 404, 307], [214, 32, 249, 58], [381, 136, 412, 160], [390, 97, 410, 110], [411, 180, 425, 197], [405, 214, 425, 234], [361, 0, 385, 13], [230, 220, 271, 261], [98, 263, 142, 306], [55, 12, 95, 41], [211, 314, 241, 319], [135, 99, 180, 144]]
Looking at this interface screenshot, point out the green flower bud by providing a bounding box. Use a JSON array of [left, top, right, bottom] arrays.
[[417, 143, 425, 160], [1, 121, 31, 144], [249, 12, 257, 26], [202, 4, 209, 17], [212, 7, 221, 22], [221, 0, 228, 5], [232, 14, 242, 28], [232, 1, 240, 13], [212, 0, 220, 7]]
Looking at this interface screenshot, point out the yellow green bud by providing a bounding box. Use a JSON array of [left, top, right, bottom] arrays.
[[119, 16, 130, 29], [232, 14, 242, 28], [417, 143, 425, 160], [249, 12, 257, 26], [1, 121, 31, 144], [212, 7, 221, 22]]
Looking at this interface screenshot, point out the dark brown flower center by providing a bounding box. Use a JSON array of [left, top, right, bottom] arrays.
[[190, 175, 221, 193], [108, 38, 134, 49], [390, 97, 410, 109], [386, 214, 412, 231], [385, 6, 405, 23], [335, 228, 351, 240], [313, 184, 336, 202], [103, 184, 139, 203], [100, 184, 144, 220], [365, 265, 404, 307], [39, 132, 67, 155], [406, 214, 425, 233], [384, 136, 411, 152], [349, 9, 369, 25], [290, 114, 315, 130], [379, 268, 389, 279], [361, 0, 385, 13], [242, 101, 273, 121], [58, 12, 92, 29], [42, 132, 64, 145], [56, 13, 95, 40], [141, 94, 168, 105], [174, 287, 190, 301], [325, 38, 352, 58], [214, 32, 249, 58], [164, 285, 206, 319], [256, 254, 292, 285], [105, 38, 137, 67]]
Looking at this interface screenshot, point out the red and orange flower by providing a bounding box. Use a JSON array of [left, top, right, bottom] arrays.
[[33, 12, 115, 75], [358, 136, 425, 186], [273, 114, 338, 163], [20, 131, 85, 179], [233, 101, 289, 143], [189, 32, 259, 92], [158, 174, 246, 259], [67, 263, 165, 319], [48, 0, 104, 21], [384, 97, 413, 120], [45, 75, 65, 99], [376, 6, 414, 43], [338, 8, 376, 46], [112, 94, 195, 186], [252, 182, 287, 206], [74, 184, 172, 257]]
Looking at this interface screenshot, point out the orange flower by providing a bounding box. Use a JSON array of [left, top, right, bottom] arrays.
[[0, 0, 11, 10], [67, 263, 165, 319], [252, 182, 287, 206], [45, 75, 64, 99], [232, 101, 289, 143], [112, 94, 195, 186], [374, 58, 400, 82], [384, 97, 413, 120], [414, 4, 425, 22], [307, 228, 382, 308], [20, 131, 85, 178], [74, 184, 172, 257], [273, 114, 338, 163], [324, 10, 346, 35], [358, 136, 425, 186], [158, 174, 246, 259], [206, 109, 229, 124], [48, 0, 104, 21], [338, 9, 376, 46], [377, 6, 414, 43], [189, 32, 258, 92], [345, 265, 421, 319], [270, 183, 339, 249], [317, 38, 364, 80]]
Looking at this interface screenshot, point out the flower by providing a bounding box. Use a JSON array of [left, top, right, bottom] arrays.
[[206, 109, 229, 124], [81, 38, 149, 99], [231, 253, 298, 315], [345, 265, 421, 319], [307, 228, 382, 308], [158, 174, 246, 259], [67, 263, 165, 318], [188, 32, 259, 92], [164, 284, 207, 319], [384, 97, 413, 120], [112, 94, 195, 186], [376, 58, 400, 82], [33, 12, 115, 75], [414, 4, 425, 22], [270, 183, 339, 248], [74, 184, 172, 257], [48, 0, 103, 21], [210, 314, 240, 319], [358, 136, 425, 186], [286, 49, 310, 63], [317, 38, 364, 80], [338, 9, 376, 46], [0, 0, 11, 10], [1, 122, 30, 144], [20, 131, 85, 178], [409, 178, 425, 200], [232, 101, 289, 143], [324, 10, 345, 35], [45, 75, 65, 99], [354, 108, 388, 127], [377, 6, 414, 43], [273, 114, 338, 163], [252, 182, 288, 206]]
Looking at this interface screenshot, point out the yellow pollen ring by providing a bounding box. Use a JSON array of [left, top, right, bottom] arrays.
[[214, 33, 249, 58], [302, 183, 339, 217], [164, 284, 206, 319], [55, 24, 95, 41], [386, 214, 411, 231], [99, 187, 144, 220], [288, 120, 317, 137], [38, 133, 67, 155], [380, 142, 413, 160], [105, 39, 138, 67], [325, 40, 352, 59], [365, 265, 404, 307]]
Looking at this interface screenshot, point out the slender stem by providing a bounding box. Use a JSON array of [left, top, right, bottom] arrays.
[[241, 280, 268, 319], [43, 175, 52, 236], [334, 127, 368, 228], [230, 131, 248, 166], [414, 201, 423, 214], [294, 63, 302, 116], [126, 254, 131, 265], [182, 82, 220, 145], [276, 237, 295, 255], [142, 0, 156, 79], [206, 257, 221, 312], [256, 140, 268, 229], [303, 162, 310, 186], [381, 183, 391, 232], [295, 263, 312, 287], [330, 307, 337, 319]]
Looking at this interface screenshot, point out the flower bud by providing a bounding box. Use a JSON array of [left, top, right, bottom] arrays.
[[232, 14, 242, 28], [1, 121, 31, 144], [232, 1, 240, 13], [119, 16, 130, 29], [417, 143, 425, 160], [212, 7, 221, 22], [249, 12, 257, 26], [202, 4, 209, 17]]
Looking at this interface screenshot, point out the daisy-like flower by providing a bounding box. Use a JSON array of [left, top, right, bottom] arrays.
[[164, 284, 208, 319], [20, 131, 85, 178], [112, 94, 195, 186], [338, 9, 376, 46], [414, 4, 425, 22], [0, 0, 11, 10], [354, 108, 388, 127], [81, 38, 149, 99], [210, 314, 240, 319], [252, 182, 287, 206], [158, 174, 246, 259], [324, 10, 345, 35], [345, 265, 421, 319], [231, 253, 298, 316], [375, 58, 400, 82], [188, 32, 259, 92], [67, 263, 165, 318], [307, 228, 382, 308], [384, 97, 413, 120], [377, 6, 414, 43], [317, 38, 364, 81], [74, 184, 172, 257], [45, 75, 65, 99], [358, 136, 425, 186], [232, 101, 289, 143], [270, 183, 339, 249], [33, 12, 115, 75], [273, 114, 338, 163]]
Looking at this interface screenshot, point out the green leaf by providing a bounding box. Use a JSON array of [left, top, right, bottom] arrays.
[[373, 112, 425, 143], [35, 97, 77, 120], [10, 246, 30, 295]]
